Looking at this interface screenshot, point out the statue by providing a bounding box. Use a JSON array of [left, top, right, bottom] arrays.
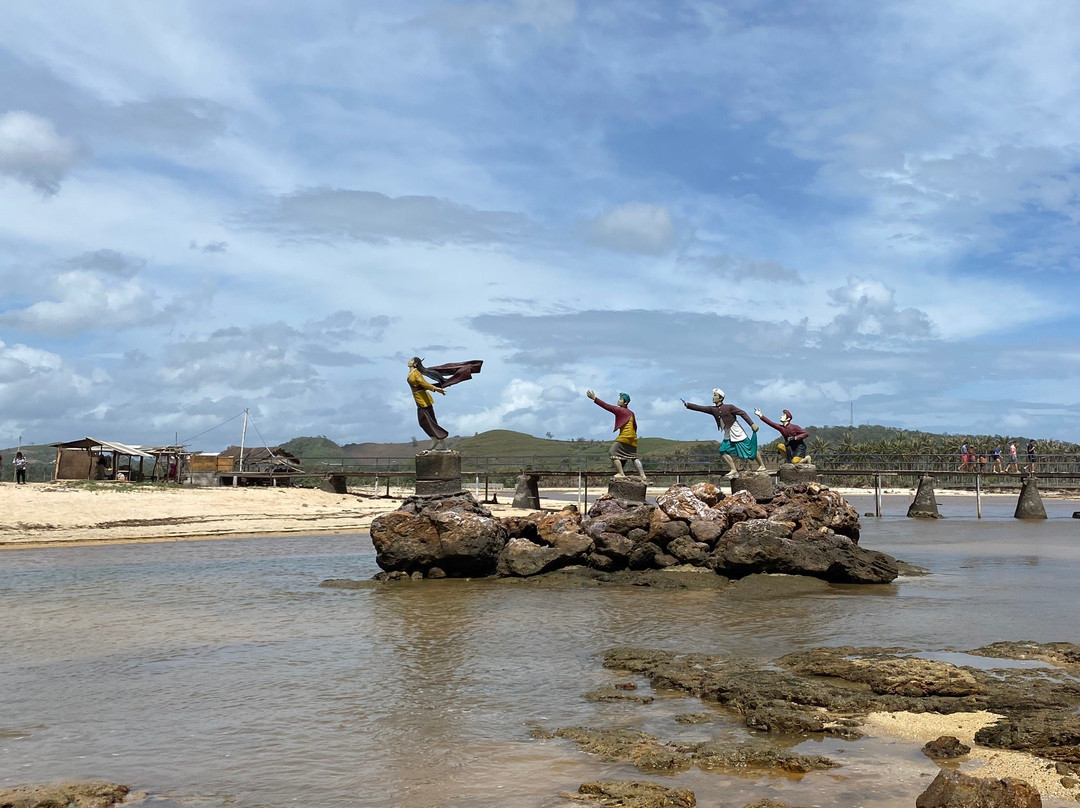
[[754, 408, 811, 464], [587, 390, 647, 482], [407, 357, 483, 453], [682, 388, 765, 478]]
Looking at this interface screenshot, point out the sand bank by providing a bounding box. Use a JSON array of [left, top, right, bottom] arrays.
[[0, 482, 564, 548], [865, 710, 1077, 802]]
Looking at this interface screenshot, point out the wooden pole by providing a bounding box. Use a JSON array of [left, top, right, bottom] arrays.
[[875, 474, 882, 518], [976, 473, 982, 519]]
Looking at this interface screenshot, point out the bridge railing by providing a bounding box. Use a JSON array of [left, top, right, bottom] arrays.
[[291, 452, 1080, 479]]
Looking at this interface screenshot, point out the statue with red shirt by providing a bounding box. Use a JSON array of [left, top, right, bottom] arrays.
[[754, 408, 811, 464], [587, 390, 647, 482]]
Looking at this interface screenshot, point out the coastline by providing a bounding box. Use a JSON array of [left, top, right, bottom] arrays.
[[2, 480, 1074, 550]]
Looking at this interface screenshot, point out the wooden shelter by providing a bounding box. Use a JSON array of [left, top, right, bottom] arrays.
[[51, 438, 156, 482], [219, 445, 302, 474]]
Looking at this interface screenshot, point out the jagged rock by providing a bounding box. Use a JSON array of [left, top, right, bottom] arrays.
[[650, 520, 691, 545], [666, 536, 710, 565], [974, 710, 1080, 762], [595, 502, 654, 535], [709, 522, 897, 584], [654, 552, 680, 568], [587, 552, 616, 572], [629, 542, 664, 570], [585, 685, 655, 704], [780, 648, 980, 697], [970, 641, 1080, 668], [691, 482, 721, 505], [627, 528, 647, 544], [716, 490, 768, 523], [656, 486, 722, 521], [559, 781, 696, 808], [594, 531, 634, 562], [371, 492, 506, 576], [923, 735, 972, 758], [0, 782, 130, 808], [689, 518, 727, 544], [686, 740, 838, 773], [915, 770, 1042, 808], [782, 482, 861, 541], [497, 538, 566, 577], [534, 726, 692, 773]]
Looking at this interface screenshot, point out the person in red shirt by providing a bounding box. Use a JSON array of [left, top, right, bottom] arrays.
[[754, 408, 811, 464], [587, 390, 647, 482]]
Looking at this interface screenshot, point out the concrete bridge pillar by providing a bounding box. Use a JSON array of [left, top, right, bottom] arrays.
[[1014, 477, 1047, 520], [907, 476, 942, 518]]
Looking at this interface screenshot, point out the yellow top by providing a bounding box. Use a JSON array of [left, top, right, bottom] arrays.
[[617, 418, 638, 449], [408, 367, 438, 407]]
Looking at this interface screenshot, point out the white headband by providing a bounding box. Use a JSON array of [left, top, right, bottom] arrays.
[[712, 388, 725, 398]]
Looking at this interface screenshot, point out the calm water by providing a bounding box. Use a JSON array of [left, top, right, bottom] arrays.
[[2, 493, 1079, 808]]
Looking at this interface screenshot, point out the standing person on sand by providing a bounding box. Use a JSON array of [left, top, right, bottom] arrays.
[[14, 452, 27, 485], [586, 390, 647, 482]]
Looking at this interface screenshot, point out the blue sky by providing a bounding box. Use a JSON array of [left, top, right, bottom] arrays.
[[1, 0, 1078, 450]]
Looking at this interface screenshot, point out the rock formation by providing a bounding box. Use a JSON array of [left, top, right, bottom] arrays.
[[370, 482, 898, 584]]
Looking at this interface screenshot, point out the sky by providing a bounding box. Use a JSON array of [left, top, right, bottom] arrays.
[[1, 0, 1079, 452]]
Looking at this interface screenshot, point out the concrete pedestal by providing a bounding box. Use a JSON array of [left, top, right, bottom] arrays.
[[778, 463, 818, 486], [907, 476, 942, 518], [414, 451, 463, 498], [1014, 477, 1047, 520], [730, 472, 776, 503], [607, 476, 647, 503], [319, 474, 348, 495], [512, 473, 541, 510]]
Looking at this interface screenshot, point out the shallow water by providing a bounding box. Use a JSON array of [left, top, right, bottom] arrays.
[[1, 493, 1079, 807]]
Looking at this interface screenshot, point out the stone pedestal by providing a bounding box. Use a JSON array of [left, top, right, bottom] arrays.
[[907, 476, 942, 518], [414, 451, 463, 497], [778, 463, 818, 486], [607, 476, 647, 503], [730, 472, 776, 503], [512, 473, 541, 510], [1014, 477, 1047, 520], [320, 474, 348, 495]]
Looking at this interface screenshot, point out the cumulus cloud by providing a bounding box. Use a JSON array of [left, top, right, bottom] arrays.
[[823, 277, 935, 344], [0, 110, 81, 194], [238, 188, 532, 245], [585, 203, 677, 254], [0, 250, 177, 336]]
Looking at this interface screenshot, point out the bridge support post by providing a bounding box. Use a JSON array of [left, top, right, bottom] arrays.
[[1014, 476, 1047, 520], [874, 474, 882, 518], [907, 475, 942, 518], [513, 473, 541, 509]]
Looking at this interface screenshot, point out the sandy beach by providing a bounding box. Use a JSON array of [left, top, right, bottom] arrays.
[[0, 481, 558, 548]]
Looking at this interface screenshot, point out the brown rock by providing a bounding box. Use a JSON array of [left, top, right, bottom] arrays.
[[923, 735, 972, 759], [915, 769, 1041, 808], [716, 490, 768, 523], [656, 486, 723, 522], [562, 781, 696, 807], [690, 481, 721, 506], [689, 518, 728, 545], [0, 782, 130, 808]]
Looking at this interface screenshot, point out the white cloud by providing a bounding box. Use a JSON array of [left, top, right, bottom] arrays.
[[0, 110, 81, 194], [586, 203, 677, 255]]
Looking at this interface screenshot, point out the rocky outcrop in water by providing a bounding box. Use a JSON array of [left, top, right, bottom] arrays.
[[600, 643, 1080, 745], [370, 492, 507, 577], [369, 483, 897, 584], [558, 781, 696, 807], [0, 782, 130, 808], [532, 726, 837, 776], [923, 735, 972, 759]]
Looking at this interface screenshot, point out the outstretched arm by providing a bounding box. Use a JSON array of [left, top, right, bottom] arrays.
[[682, 401, 713, 414], [755, 411, 783, 432]]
